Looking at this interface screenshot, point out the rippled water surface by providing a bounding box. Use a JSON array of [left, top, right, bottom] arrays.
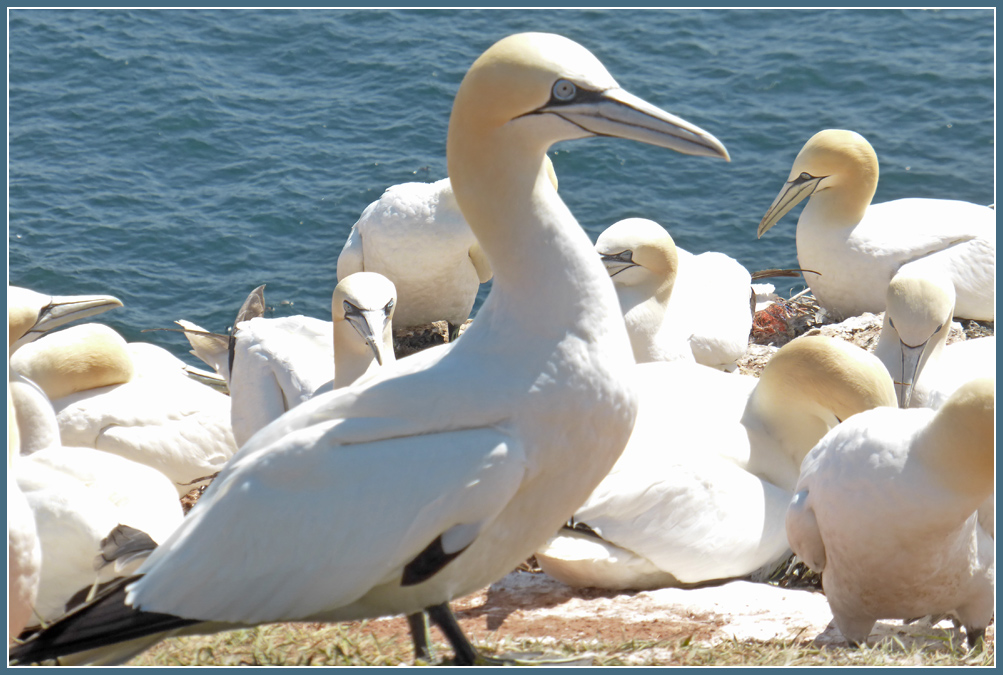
[[8, 9, 994, 358]]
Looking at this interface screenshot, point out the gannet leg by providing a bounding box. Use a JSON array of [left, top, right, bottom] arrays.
[[447, 322, 462, 343], [425, 602, 593, 666], [406, 612, 433, 663]]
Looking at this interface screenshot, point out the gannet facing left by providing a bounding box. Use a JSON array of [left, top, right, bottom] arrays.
[[786, 378, 995, 647], [757, 129, 995, 321], [536, 336, 896, 591], [10, 32, 728, 666], [596, 217, 753, 370]]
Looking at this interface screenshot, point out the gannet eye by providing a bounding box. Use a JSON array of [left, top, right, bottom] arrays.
[[799, 172, 814, 181], [888, 318, 896, 330], [344, 300, 356, 316], [552, 79, 577, 101], [933, 323, 943, 334], [385, 299, 395, 313]]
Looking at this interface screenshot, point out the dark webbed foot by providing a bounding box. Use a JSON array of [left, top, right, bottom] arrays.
[[966, 627, 986, 649]]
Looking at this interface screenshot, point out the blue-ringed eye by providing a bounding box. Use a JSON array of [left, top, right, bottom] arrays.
[[552, 79, 577, 101]]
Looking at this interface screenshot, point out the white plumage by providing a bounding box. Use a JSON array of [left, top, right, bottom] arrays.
[[758, 129, 995, 321]]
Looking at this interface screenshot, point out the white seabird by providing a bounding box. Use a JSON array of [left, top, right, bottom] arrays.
[[596, 217, 753, 370], [786, 378, 994, 647], [8, 286, 123, 354], [9, 323, 237, 495], [8, 384, 42, 640], [874, 266, 995, 409], [9, 31, 729, 666], [757, 129, 995, 321], [181, 273, 397, 447], [536, 336, 896, 590]]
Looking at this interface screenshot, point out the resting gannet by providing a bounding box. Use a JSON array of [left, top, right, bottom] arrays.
[[9, 324, 237, 495], [8, 383, 41, 640], [596, 217, 753, 370], [875, 267, 996, 409], [181, 273, 397, 447], [786, 378, 994, 647], [757, 129, 995, 321], [537, 336, 896, 590], [8, 286, 123, 355], [9, 32, 729, 666], [10, 371, 183, 628]]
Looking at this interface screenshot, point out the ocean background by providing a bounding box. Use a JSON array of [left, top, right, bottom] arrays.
[[8, 9, 995, 361]]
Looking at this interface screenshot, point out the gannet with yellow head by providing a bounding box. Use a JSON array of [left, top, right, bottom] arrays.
[[786, 378, 994, 647], [10, 32, 728, 666], [8, 286, 123, 355], [596, 217, 753, 370], [757, 129, 995, 321], [536, 336, 896, 590]]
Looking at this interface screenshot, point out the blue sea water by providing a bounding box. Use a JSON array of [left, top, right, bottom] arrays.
[[8, 9, 995, 361]]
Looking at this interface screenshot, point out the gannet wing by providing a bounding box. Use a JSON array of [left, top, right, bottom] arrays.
[[785, 488, 826, 573], [127, 424, 527, 624]]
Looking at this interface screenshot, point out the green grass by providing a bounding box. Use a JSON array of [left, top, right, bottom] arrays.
[[127, 620, 994, 667]]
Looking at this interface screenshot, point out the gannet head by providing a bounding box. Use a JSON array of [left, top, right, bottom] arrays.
[[331, 272, 397, 367], [758, 129, 879, 237], [879, 270, 955, 407], [8, 286, 124, 354], [919, 377, 994, 497], [751, 335, 897, 474], [595, 218, 679, 298], [8, 323, 134, 401]]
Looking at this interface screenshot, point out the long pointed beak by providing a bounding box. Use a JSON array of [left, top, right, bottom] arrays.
[[345, 307, 392, 366], [20, 294, 124, 347], [546, 87, 730, 161], [895, 341, 929, 408], [758, 174, 825, 238]]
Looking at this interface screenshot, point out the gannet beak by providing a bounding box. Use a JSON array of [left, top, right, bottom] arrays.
[[598, 250, 640, 277], [345, 304, 393, 366], [758, 173, 826, 238], [895, 341, 928, 408], [21, 294, 124, 345], [539, 86, 730, 161]]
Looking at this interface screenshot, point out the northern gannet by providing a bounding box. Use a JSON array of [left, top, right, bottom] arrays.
[[9, 323, 237, 495], [181, 273, 397, 447], [596, 217, 753, 370], [10, 372, 183, 628], [9, 32, 729, 666], [786, 378, 994, 647], [874, 267, 995, 409], [8, 286, 123, 355], [757, 129, 995, 321], [537, 336, 896, 590], [8, 384, 41, 640]]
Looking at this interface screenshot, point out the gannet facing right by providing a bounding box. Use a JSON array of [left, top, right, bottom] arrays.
[[874, 267, 996, 409], [786, 378, 995, 647], [596, 217, 753, 369], [10, 32, 729, 666], [757, 129, 995, 321], [8, 286, 123, 355], [536, 336, 896, 591]]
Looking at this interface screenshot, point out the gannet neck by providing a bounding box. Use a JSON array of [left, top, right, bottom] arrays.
[[9, 372, 62, 455], [8, 380, 20, 466], [759, 129, 878, 236], [914, 378, 994, 499], [9, 324, 134, 401], [874, 270, 956, 407], [331, 272, 397, 388], [747, 336, 896, 480]]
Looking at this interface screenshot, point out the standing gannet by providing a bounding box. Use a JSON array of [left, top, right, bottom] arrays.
[[536, 336, 896, 590], [757, 129, 995, 321], [596, 217, 753, 370], [874, 267, 996, 409], [9, 323, 237, 495], [786, 378, 994, 647], [8, 286, 123, 355], [9, 32, 729, 666], [181, 274, 397, 447]]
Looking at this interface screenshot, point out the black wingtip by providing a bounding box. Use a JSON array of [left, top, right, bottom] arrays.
[[10, 575, 199, 665]]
